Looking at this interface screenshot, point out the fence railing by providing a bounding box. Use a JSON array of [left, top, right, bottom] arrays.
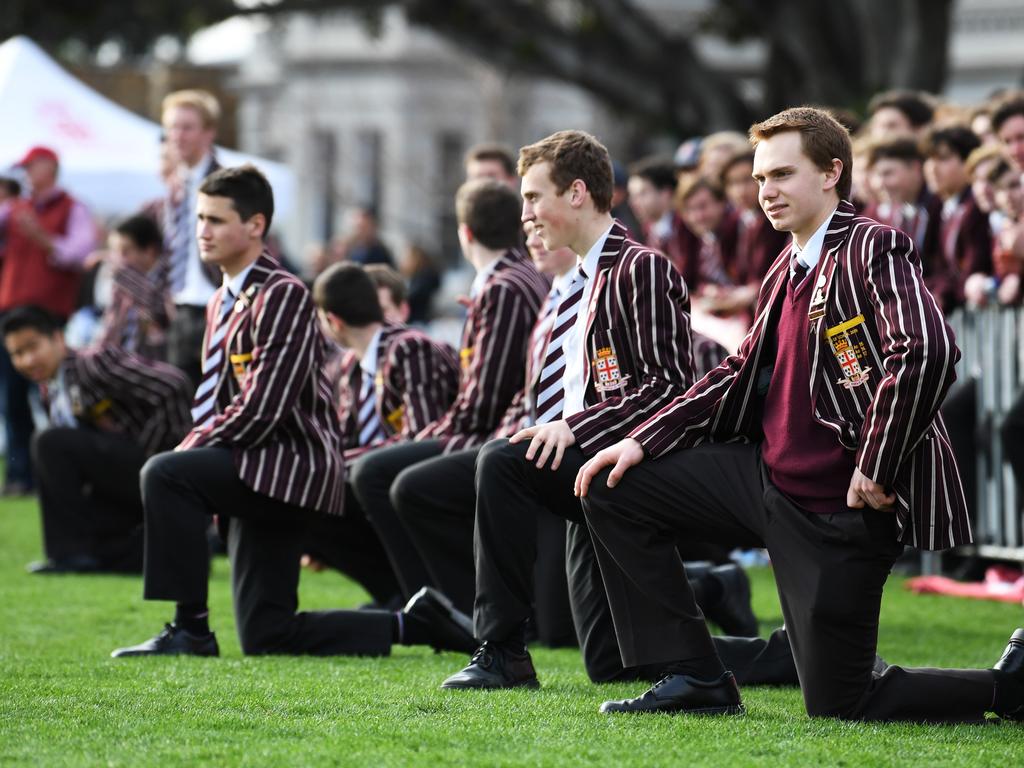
[[947, 306, 1024, 562]]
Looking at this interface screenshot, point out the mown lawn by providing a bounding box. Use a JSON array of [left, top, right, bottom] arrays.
[[1, 494, 1022, 767]]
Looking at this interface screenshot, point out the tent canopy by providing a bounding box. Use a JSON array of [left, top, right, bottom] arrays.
[[0, 36, 294, 222]]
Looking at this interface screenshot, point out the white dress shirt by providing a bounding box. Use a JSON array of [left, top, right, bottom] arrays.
[[174, 153, 218, 307], [562, 223, 613, 419], [790, 207, 837, 280]]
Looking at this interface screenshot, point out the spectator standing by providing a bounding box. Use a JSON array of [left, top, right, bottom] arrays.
[[0, 146, 97, 495]]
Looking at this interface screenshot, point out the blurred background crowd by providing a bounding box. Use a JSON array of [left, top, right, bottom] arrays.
[[0, 0, 1023, 566]]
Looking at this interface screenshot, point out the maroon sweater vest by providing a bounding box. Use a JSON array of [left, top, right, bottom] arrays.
[[0, 192, 80, 318], [760, 272, 855, 514]]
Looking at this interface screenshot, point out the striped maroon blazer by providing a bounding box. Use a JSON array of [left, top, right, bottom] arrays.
[[333, 323, 460, 463], [565, 221, 696, 455], [631, 200, 970, 550], [94, 263, 171, 361], [43, 347, 192, 456], [933, 188, 992, 311], [692, 331, 729, 380], [417, 249, 548, 452], [178, 252, 346, 516]]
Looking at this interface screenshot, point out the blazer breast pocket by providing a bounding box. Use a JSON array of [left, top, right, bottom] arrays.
[[589, 328, 630, 395]]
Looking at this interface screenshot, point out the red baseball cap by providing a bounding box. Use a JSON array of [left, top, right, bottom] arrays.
[[16, 146, 59, 167]]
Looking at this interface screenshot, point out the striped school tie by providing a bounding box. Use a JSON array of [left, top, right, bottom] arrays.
[[191, 290, 235, 428], [356, 368, 386, 446], [523, 285, 562, 421], [166, 187, 190, 294], [533, 265, 587, 425]]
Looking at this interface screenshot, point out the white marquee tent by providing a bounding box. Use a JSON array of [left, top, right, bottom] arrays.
[[0, 36, 295, 221]]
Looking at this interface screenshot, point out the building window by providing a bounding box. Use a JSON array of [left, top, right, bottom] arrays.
[[438, 131, 465, 265], [354, 129, 383, 214]]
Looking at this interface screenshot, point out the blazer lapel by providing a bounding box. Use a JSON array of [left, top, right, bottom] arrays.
[[807, 201, 856, 402], [581, 222, 626, 394], [214, 252, 275, 402]]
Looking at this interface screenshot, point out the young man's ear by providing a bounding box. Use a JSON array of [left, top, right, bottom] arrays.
[[568, 178, 589, 208], [823, 159, 843, 192], [457, 222, 474, 244], [247, 213, 268, 240]]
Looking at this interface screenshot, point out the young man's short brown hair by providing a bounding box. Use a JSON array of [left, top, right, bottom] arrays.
[[991, 95, 1024, 134], [867, 89, 936, 129], [676, 175, 726, 206], [364, 264, 407, 306], [517, 130, 614, 213], [312, 263, 384, 327], [455, 179, 522, 251], [718, 151, 755, 186], [865, 136, 923, 168], [965, 143, 1006, 176], [465, 143, 517, 178], [920, 124, 981, 163], [749, 107, 854, 200], [161, 89, 221, 130]]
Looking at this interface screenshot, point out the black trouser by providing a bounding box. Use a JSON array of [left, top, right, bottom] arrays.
[[31, 426, 145, 570], [0, 315, 35, 488], [472, 438, 730, 683], [167, 304, 207, 388], [302, 484, 403, 606], [349, 440, 446, 599], [391, 446, 575, 646], [141, 447, 392, 655], [583, 442, 995, 721]]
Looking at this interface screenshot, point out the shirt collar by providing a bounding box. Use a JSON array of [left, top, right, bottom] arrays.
[[223, 262, 255, 299], [551, 268, 576, 297], [470, 255, 502, 298], [651, 210, 674, 240], [187, 153, 212, 185], [360, 326, 384, 375], [578, 223, 613, 279], [791, 207, 837, 272]]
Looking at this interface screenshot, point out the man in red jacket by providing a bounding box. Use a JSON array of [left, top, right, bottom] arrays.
[[0, 146, 97, 495]]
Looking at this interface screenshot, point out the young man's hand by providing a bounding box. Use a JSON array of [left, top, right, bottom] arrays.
[[510, 419, 575, 470], [575, 438, 645, 498], [847, 467, 896, 511]]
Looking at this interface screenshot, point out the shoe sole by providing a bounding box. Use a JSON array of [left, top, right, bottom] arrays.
[[602, 703, 745, 716], [406, 587, 476, 640], [440, 678, 541, 691]]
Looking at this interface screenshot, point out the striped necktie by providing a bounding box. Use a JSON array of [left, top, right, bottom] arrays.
[[790, 256, 809, 288], [356, 368, 386, 446], [166, 183, 191, 294], [523, 285, 562, 421], [191, 290, 235, 428], [533, 265, 587, 424]]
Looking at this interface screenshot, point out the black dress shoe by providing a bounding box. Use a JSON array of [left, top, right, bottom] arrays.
[[111, 623, 219, 658], [26, 555, 101, 574], [403, 587, 477, 654], [993, 628, 1024, 720], [441, 641, 540, 689], [706, 564, 759, 637], [599, 671, 745, 715]]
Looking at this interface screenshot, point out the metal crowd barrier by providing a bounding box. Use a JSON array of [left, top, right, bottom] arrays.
[[947, 306, 1024, 562]]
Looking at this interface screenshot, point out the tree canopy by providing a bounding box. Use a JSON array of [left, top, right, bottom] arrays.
[[3, 0, 954, 135]]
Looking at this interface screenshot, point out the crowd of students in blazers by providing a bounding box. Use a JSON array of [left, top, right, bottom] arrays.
[[4, 85, 1024, 723]]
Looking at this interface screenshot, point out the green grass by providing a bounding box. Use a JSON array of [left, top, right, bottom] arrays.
[[1, 496, 1022, 767]]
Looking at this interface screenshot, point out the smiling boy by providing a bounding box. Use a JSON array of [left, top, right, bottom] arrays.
[[575, 107, 1024, 721]]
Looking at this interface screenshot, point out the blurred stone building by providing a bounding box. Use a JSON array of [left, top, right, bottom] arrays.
[[227, 0, 1022, 264]]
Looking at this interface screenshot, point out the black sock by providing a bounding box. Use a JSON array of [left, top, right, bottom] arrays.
[[992, 669, 1024, 714], [395, 609, 432, 646], [174, 602, 210, 636], [700, 571, 724, 608], [662, 653, 726, 682]]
